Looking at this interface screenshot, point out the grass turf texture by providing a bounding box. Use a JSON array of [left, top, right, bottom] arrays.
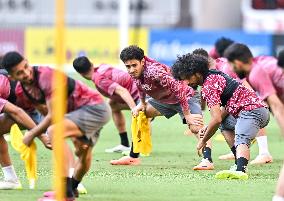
[[0, 74, 283, 201]]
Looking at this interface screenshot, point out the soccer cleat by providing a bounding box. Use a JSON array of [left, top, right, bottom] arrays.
[[42, 191, 76, 200], [215, 170, 248, 180], [0, 180, 22, 190], [105, 145, 131, 153], [193, 159, 214, 170], [77, 183, 87, 194], [218, 152, 235, 160], [110, 156, 141, 165], [43, 191, 55, 197], [250, 154, 273, 165], [38, 197, 75, 201]]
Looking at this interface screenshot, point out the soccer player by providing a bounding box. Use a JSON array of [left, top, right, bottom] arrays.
[[194, 48, 273, 165], [224, 43, 284, 136], [272, 49, 284, 201], [2, 51, 111, 201], [172, 53, 269, 179], [110, 45, 213, 171], [72, 56, 139, 153], [0, 68, 49, 189], [209, 37, 234, 59]]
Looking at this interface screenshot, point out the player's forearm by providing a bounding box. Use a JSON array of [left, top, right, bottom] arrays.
[[28, 114, 51, 138], [3, 102, 36, 129], [9, 108, 36, 130], [221, 107, 229, 120], [202, 119, 220, 143], [116, 88, 136, 109]]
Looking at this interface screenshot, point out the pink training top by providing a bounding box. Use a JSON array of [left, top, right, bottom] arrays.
[[22, 66, 104, 112], [214, 58, 240, 81], [0, 74, 34, 113], [202, 74, 266, 117], [248, 56, 284, 102], [15, 83, 39, 112], [209, 47, 220, 60], [133, 56, 195, 113], [92, 64, 139, 104]]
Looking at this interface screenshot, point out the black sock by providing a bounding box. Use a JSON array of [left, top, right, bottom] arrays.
[[71, 177, 80, 191], [203, 147, 213, 162], [230, 146, 237, 165], [129, 143, 140, 158], [66, 177, 74, 198], [120, 132, 129, 147], [236, 157, 248, 172]]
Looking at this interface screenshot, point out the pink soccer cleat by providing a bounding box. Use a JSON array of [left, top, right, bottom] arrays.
[[193, 159, 214, 170], [38, 197, 75, 201], [110, 156, 141, 165], [250, 154, 273, 165]]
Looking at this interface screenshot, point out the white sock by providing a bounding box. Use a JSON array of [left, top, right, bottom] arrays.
[[69, 168, 84, 188], [69, 168, 75, 178], [2, 165, 18, 181], [256, 136, 270, 155], [272, 195, 284, 201]]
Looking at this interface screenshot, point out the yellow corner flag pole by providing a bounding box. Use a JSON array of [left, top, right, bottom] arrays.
[[53, 0, 66, 200]]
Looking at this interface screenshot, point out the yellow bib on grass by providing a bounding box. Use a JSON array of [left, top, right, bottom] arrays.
[[10, 124, 37, 185], [131, 112, 152, 155]]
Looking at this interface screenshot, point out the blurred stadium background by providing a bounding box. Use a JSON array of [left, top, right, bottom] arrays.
[[1, 0, 284, 69]]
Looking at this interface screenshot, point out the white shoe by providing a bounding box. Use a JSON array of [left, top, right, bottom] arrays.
[[0, 180, 22, 189], [105, 145, 131, 153], [77, 183, 87, 194]]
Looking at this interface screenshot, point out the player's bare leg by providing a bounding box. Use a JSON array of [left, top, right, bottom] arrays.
[[105, 100, 130, 153], [0, 114, 21, 189]]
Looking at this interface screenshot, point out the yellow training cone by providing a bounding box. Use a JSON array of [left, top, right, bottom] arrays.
[[10, 124, 37, 189]]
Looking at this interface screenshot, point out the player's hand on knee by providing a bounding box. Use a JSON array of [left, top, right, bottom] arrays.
[[74, 139, 89, 157], [185, 114, 203, 126], [38, 134, 52, 150]]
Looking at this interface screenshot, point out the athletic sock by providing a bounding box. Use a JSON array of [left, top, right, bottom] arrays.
[[230, 146, 237, 165], [256, 136, 270, 155], [129, 143, 140, 158], [69, 168, 75, 177], [66, 177, 74, 198], [203, 147, 213, 162], [2, 165, 18, 181], [71, 177, 80, 191], [120, 132, 129, 147], [236, 157, 248, 173]]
